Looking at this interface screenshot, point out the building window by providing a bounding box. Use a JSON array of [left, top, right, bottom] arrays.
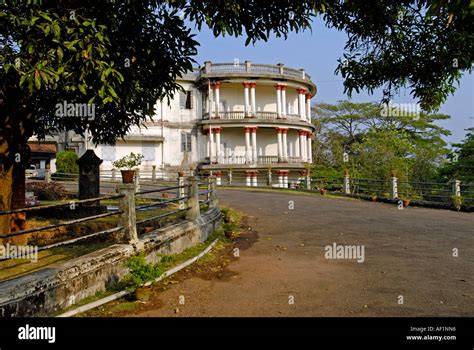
[[181, 133, 192, 152], [179, 90, 193, 109], [142, 141, 155, 161], [102, 144, 116, 161]]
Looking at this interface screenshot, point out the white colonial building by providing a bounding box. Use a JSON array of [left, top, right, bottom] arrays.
[[34, 61, 317, 186]]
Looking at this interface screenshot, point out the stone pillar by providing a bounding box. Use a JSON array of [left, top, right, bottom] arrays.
[[209, 82, 214, 118], [186, 176, 200, 220], [214, 81, 221, 118], [134, 168, 140, 193], [151, 165, 156, 182], [245, 127, 251, 164], [282, 129, 288, 161], [296, 88, 307, 120], [390, 176, 398, 199], [281, 85, 287, 117], [118, 183, 138, 243], [299, 131, 306, 161], [343, 171, 350, 194], [228, 170, 232, 186], [277, 128, 283, 162], [277, 170, 284, 188], [209, 127, 214, 163], [178, 174, 185, 209], [305, 173, 311, 190], [307, 132, 313, 163], [204, 129, 210, 159], [76, 150, 103, 205], [215, 127, 222, 164], [283, 170, 289, 188], [45, 167, 51, 183], [245, 171, 252, 187], [452, 179, 461, 197], [250, 82, 257, 117], [252, 171, 258, 187], [267, 169, 272, 187], [112, 168, 117, 182], [275, 84, 282, 118], [209, 176, 218, 208], [306, 93, 312, 121], [214, 171, 222, 186], [243, 82, 250, 117], [251, 127, 257, 164]]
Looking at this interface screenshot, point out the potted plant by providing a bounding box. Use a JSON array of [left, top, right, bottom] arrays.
[[112, 152, 144, 184], [451, 195, 463, 212], [223, 222, 237, 238], [319, 180, 327, 195], [400, 197, 411, 207], [370, 192, 377, 202]]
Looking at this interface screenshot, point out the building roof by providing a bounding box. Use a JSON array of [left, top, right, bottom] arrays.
[[28, 142, 57, 154]]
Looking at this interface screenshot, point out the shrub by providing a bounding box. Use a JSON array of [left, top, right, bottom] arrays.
[[56, 150, 79, 175], [25, 181, 67, 200], [121, 255, 163, 290]]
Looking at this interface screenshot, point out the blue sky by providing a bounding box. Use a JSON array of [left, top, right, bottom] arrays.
[[191, 19, 474, 145]]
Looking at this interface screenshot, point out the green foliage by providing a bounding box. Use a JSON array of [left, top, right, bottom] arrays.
[[122, 255, 163, 290], [438, 128, 474, 183], [55, 150, 79, 174], [112, 152, 144, 169], [313, 100, 451, 182]]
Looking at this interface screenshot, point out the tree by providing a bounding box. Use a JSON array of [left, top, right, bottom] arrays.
[[438, 128, 474, 183], [312, 101, 451, 181], [1, 0, 471, 234], [55, 150, 78, 175]]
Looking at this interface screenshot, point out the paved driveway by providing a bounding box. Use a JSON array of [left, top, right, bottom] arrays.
[[116, 189, 474, 316]]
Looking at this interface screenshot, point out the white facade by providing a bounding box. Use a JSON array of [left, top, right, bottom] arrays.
[[88, 61, 317, 180]]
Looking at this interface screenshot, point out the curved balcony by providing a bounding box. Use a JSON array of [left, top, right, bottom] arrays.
[[199, 61, 316, 94], [200, 111, 314, 130]]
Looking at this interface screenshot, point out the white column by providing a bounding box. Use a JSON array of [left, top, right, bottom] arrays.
[[307, 133, 312, 163], [243, 82, 250, 117], [278, 171, 284, 188], [252, 173, 258, 187], [282, 129, 288, 161], [281, 85, 287, 117], [251, 127, 257, 164], [302, 133, 307, 161], [209, 128, 214, 163], [277, 128, 283, 162], [214, 82, 221, 118], [306, 93, 311, 121], [245, 127, 251, 163], [299, 131, 306, 161], [250, 82, 256, 117], [283, 173, 289, 188], [215, 172, 222, 186], [215, 128, 221, 163], [276, 84, 282, 118], [209, 83, 214, 118], [246, 172, 252, 187], [205, 130, 210, 158]]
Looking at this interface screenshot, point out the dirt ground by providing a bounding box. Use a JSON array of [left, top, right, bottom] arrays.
[[88, 189, 474, 317]]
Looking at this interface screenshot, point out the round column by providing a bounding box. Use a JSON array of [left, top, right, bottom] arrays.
[[275, 84, 282, 118], [244, 127, 251, 164], [251, 127, 258, 164], [215, 127, 222, 164], [250, 82, 257, 118], [281, 84, 287, 117], [243, 82, 250, 117], [276, 128, 283, 162], [282, 128, 288, 161]]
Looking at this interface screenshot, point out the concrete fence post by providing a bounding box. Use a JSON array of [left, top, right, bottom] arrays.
[[343, 173, 351, 194], [228, 170, 232, 186], [111, 168, 116, 182], [118, 183, 138, 243], [152, 165, 156, 182], [134, 169, 140, 193], [209, 177, 218, 208], [45, 168, 51, 183], [206, 176, 211, 203], [267, 169, 272, 187], [178, 174, 185, 210], [306, 174, 311, 190], [186, 176, 200, 220], [390, 176, 398, 199], [452, 179, 461, 197]]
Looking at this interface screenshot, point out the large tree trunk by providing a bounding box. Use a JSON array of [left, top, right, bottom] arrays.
[[0, 160, 13, 242]]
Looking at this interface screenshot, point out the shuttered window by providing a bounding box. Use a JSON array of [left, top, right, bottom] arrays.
[[181, 133, 192, 152], [179, 90, 193, 109], [142, 142, 155, 161]]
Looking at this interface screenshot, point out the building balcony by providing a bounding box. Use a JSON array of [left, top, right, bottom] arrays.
[[200, 155, 308, 170], [200, 111, 314, 129], [199, 61, 316, 94]]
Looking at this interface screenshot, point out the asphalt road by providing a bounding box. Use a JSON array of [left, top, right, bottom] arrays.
[[100, 188, 474, 316]]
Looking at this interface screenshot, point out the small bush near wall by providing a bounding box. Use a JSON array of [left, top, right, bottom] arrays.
[[26, 182, 67, 200], [56, 151, 79, 175]]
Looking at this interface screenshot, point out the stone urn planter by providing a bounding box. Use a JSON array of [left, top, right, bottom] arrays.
[[120, 170, 135, 184]]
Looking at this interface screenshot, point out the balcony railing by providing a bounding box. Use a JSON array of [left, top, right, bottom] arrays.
[[202, 111, 306, 123], [202, 61, 312, 81], [204, 155, 307, 165]]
